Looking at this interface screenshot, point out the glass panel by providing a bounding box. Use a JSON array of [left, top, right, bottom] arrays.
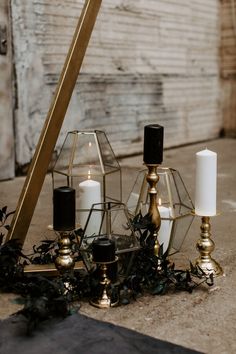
[[96, 130, 120, 172], [81, 202, 140, 254], [53, 131, 77, 174], [170, 214, 194, 252], [171, 169, 194, 212], [105, 170, 122, 203], [72, 132, 103, 176]]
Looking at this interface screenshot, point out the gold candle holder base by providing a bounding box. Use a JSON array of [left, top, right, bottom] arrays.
[[195, 215, 223, 277], [55, 231, 75, 275], [145, 164, 161, 256], [90, 257, 119, 309]]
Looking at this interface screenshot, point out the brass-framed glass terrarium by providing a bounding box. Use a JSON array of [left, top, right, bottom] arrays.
[[52, 130, 122, 230], [126, 167, 194, 255], [79, 201, 140, 275]]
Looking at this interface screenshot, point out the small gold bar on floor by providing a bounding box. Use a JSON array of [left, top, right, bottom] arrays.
[[24, 261, 84, 277]]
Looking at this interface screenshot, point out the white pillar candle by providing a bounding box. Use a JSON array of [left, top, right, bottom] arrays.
[[195, 148, 217, 216], [78, 176, 101, 237], [158, 199, 172, 254]]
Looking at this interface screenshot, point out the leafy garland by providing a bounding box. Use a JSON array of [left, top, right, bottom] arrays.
[[0, 206, 214, 333]]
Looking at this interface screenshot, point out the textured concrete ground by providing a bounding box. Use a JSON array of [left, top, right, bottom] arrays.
[[0, 138, 236, 353]]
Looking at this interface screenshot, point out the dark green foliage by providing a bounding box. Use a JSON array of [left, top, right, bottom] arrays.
[[0, 239, 25, 290], [17, 275, 70, 333], [0, 206, 214, 332], [30, 240, 57, 264], [117, 212, 214, 304], [0, 206, 15, 243]]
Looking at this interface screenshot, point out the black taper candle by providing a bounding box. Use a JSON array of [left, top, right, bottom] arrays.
[[53, 186, 76, 231], [143, 124, 164, 164]]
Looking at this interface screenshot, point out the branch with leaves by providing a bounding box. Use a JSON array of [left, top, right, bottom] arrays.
[[0, 206, 214, 333]]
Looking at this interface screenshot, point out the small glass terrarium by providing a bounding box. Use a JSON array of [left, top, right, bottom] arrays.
[[52, 130, 122, 229], [126, 167, 194, 255], [79, 202, 140, 275]]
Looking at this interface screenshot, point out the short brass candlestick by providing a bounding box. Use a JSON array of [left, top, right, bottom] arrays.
[[146, 164, 161, 256], [55, 231, 75, 275], [195, 216, 223, 277], [90, 257, 119, 308]]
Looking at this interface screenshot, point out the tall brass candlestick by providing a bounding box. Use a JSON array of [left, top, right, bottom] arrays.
[[143, 124, 164, 257], [146, 164, 161, 256], [195, 216, 223, 277]]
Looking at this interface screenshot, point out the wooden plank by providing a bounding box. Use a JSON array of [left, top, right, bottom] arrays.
[[11, 0, 221, 165], [0, 1, 14, 180]]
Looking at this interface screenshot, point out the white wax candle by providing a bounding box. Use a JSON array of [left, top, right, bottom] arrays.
[[78, 178, 101, 237], [158, 201, 172, 254], [195, 148, 217, 216]]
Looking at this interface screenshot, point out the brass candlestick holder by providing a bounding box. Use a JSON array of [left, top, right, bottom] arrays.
[[195, 215, 223, 277], [145, 164, 161, 256], [90, 257, 119, 308], [55, 231, 75, 275]]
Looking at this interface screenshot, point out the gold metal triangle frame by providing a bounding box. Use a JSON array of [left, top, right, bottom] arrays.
[[6, 0, 102, 266]]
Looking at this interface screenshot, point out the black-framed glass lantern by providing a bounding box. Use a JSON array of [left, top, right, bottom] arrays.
[[52, 130, 122, 229], [126, 167, 194, 255]]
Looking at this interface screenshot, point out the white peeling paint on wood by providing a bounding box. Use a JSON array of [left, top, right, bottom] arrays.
[[221, 0, 236, 135], [0, 1, 14, 180], [11, 0, 222, 166]]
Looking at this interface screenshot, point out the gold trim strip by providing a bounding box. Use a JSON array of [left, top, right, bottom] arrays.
[[24, 261, 84, 276]]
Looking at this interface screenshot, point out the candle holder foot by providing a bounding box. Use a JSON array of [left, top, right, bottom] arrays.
[[195, 257, 223, 278], [90, 258, 119, 308], [195, 216, 223, 277]]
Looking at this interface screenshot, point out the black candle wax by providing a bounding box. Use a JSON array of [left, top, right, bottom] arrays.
[[92, 236, 116, 263], [143, 124, 164, 164], [53, 186, 76, 231]]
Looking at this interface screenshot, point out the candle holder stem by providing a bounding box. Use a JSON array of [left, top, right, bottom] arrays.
[[146, 164, 161, 256], [55, 231, 75, 276], [90, 258, 119, 308], [195, 216, 223, 277]]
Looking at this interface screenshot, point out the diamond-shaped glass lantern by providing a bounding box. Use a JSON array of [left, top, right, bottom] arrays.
[[80, 202, 140, 274], [52, 130, 122, 229], [126, 167, 194, 255]]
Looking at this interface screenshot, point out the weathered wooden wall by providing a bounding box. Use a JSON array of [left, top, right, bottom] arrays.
[[11, 0, 222, 167], [221, 0, 236, 136], [0, 0, 14, 180]]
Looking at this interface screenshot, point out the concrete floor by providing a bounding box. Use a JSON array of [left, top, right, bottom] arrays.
[[0, 138, 236, 353]]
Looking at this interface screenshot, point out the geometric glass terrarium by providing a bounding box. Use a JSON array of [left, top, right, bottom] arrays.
[[52, 130, 122, 230], [126, 167, 194, 255], [79, 201, 140, 273]]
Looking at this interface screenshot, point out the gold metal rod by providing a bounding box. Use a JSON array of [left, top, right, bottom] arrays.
[[146, 164, 161, 256], [6, 0, 102, 244]]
